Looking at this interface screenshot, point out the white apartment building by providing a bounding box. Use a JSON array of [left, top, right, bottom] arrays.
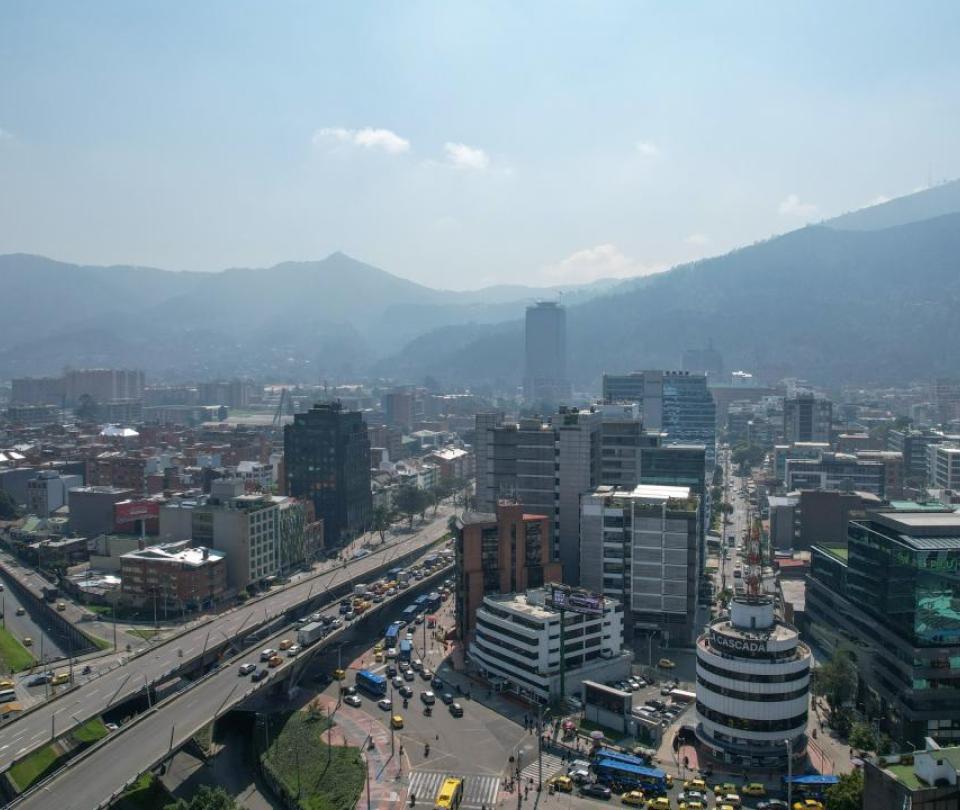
[[469, 588, 630, 703], [927, 444, 960, 490]]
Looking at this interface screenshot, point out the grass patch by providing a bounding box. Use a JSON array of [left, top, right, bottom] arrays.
[[111, 772, 175, 810], [193, 722, 213, 755], [89, 633, 112, 651], [8, 744, 60, 792], [71, 716, 108, 744], [0, 627, 36, 672], [261, 711, 364, 810], [126, 627, 162, 642]]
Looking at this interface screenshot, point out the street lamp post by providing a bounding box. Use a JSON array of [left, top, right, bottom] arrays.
[[785, 738, 793, 809]]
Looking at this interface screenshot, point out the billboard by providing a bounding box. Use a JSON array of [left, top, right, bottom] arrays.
[[550, 585, 605, 615], [115, 499, 160, 524], [709, 629, 768, 656]]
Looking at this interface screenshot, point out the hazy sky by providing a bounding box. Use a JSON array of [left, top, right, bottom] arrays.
[[2, 2, 958, 289]]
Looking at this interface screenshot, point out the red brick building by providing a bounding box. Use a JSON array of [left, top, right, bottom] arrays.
[[120, 541, 227, 610], [454, 500, 562, 640]]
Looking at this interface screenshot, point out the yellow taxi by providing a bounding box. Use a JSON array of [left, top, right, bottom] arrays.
[[374, 641, 385, 653], [657, 657, 676, 669], [620, 790, 645, 806], [646, 798, 671, 810], [391, 714, 404, 729], [267, 654, 283, 668], [333, 668, 346, 680], [51, 672, 70, 686], [0, 679, 14, 689], [792, 801, 823, 810], [682, 779, 707, 792], [278, 639, 293, 651], [720, 795, 741, 808], [678, 802, 704, 810], [548, 775, 573, 793], [712, 783, 737, 795], [719, 805, 736, 810], [741, 783, 765, 797], [374, 651, 384, 663], [57, 602, 66, 612]]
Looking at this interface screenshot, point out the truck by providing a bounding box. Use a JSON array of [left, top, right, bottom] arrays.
[[353, 583, 367, 596], [297, 621, 326, 647]]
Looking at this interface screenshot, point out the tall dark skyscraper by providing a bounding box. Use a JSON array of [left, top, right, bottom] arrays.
[[523, 301, 570, 407], [284, 401, 372, 547]]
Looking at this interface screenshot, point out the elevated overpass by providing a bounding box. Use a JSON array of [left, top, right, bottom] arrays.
[[10, 557, 453, 810], [0, 512, 452, 779]]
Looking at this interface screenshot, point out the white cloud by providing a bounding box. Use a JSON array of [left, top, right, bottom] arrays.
[[312, 126, 410, 154], [541, 244, 664, 284], [684, 233, 711, 246], [635, 141, 660, 158], [443, 142, 490, 170], [778, 193, 819, 218]]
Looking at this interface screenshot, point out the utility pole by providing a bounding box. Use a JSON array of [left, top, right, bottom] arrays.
[[785, 738, 793, 810], [515, 749, 522, 810], [365, 735, 373, 810], [558, 606, 566, 699], [112, 590, 118, 651]]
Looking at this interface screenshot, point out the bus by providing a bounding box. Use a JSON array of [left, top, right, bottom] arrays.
[[434, 777, 463, 810], [593, 758, 668, 793], [402, 604, 419, 623], [385, 625, 400, 646], [425, 592, 441, 612], [355, 669, 387, 696]]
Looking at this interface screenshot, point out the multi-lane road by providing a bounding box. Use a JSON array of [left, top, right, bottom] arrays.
[[0, 511, 452, 779], [14, 552, 454, 810], [0, 571, 71, 664]]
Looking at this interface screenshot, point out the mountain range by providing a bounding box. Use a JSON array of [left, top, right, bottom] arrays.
[[2, 179, 959, 388]]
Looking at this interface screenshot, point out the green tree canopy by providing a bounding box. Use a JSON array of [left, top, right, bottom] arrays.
[[0, 491, 21, 520], [165, 786, 237, 810], [824, 769, 864, 810], [394, 484, 429, 528], [371, 505, 392, 543], [813, 650, 858, 718]]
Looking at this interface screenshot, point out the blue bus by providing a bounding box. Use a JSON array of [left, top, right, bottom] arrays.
[[593, 748, 648, 767], [355, 669, 387, 696], [385, 625, 400, 646], [402, 604, 419, 623], [414, 595, 430, 607], [399, 639, 413, 662], [594, 758, 667, 793], [425, 592, 441, 612]]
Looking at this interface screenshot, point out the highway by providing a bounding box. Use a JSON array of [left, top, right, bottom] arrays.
[[0, 572, 71, 665], [0, 511, 451, 777], [14, 556, 454, 810]]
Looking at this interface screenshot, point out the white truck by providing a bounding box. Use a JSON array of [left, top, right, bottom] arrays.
[[353, 583, 367, 596], [297, 621, 326, 647]]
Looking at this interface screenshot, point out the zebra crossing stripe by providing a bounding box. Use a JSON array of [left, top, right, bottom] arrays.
[[407, 771, 499, 809]]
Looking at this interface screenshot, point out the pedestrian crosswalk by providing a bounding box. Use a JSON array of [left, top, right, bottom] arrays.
[[518, 752, 564, 784], [407, 770, 500, 809]]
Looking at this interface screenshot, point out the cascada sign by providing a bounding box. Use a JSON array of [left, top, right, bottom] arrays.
[[710, 630, 768, 655]]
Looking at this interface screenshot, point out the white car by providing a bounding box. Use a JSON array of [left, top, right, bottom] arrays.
[[344, 694, 362, 707], [420, 690, 436, 705], [378, 697, 393, 711], [386, 647, 397, 659], [259, 648, 276, 661], [287, 645, 301, 657], [239, 662, 256, 675]]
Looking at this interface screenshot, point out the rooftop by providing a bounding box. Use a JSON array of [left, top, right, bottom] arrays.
[[122, 544, 224, 566]]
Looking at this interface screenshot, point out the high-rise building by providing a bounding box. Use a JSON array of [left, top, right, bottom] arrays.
[[602, 370, 716, 469], [473, 411, 504, 512], [782, 393, 832, 444], [64, 369, 144, 405], [284, 401, 372, 547], [695, 596, 811, 768], [785, 452, 887, 497], [524, 302, 570, 407], [580, 484, 700, 645], [888, 428, 947, 482], [682, 344, 724, 378], [453, 501, 561, 639], [806, 510, 960, 747], [926, 444, 960, 490], [487, 408, 600, 584]]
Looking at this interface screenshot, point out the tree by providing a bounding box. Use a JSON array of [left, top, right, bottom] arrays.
[[429, 484, 450, 517], [731, 443, 765, 473], [165, 786, 237, 810], [371, 505, 392, 543], [0, 491, 21, 521], [849, 721, 877, 752], [719, 502, 734, 515], [394, 484, 426, 528], [813, 650, 858, 720], [824, 769, 864, 810]]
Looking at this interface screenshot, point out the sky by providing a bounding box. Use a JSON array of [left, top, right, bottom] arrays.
[[1, 1, 959, 289]]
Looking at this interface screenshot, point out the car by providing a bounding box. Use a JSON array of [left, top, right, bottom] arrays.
[[15, 607, 25, 616], [279, 639, 293, 650], [420, 690, 436, 705], [421, 668, 433, 680], [791, 801, 823, 810], [344, 610, 356, 621], [645, 699, 666, 711], [620, 790, 645, 806], [341, 684, 357, 696], [678, 803, 704, 810], [391, 714, 404, 729], [549, 775, 573, 793], [287, 644, 301, 657], [378, 697, 393, 711], [660, 685, 673, 696], [260, 648, 277, 661], [712, 783, 737, 796], [22, 636, 32, 646], [268, 654, 283, 668], [344, 694, 362, 707], [627, 678, 642, 690], [51, 672, 70, 685], [239, 663, 256, 675], [657, 658, 676, 669], [757, 802, 790, 810], [720, 794, 741, 808], [449, 702, 463, 717], [440, 692, 454, 704], [399, 685, 413, 699], [568, 768, 591, 784], [683, 779, 706, 793], [386, 647, 397, 659], [393, 676, 404, 688], [402, 669, 415, 681], [105, 722, 119, 731], [386, 664, 397, 677], [333, 668, 346, 680], [251, 669, 269, 682], [678, 792, 705, 804], [645, 799, 670, 810], [57, 601, 66, 611], [27, 674, 49, 686], [741, 783, 765, 797], [431, 676, 444, 689], [0, 679, 13, 689], [411, 658, 422, 671], [579, 783, 611, 800], [330, 617, 343, 628]]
